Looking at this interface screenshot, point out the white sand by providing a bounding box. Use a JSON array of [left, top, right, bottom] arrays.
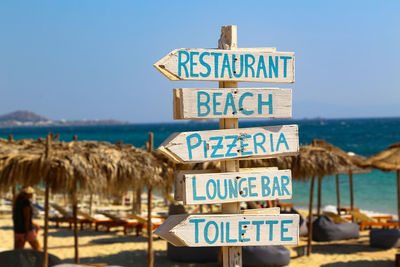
[[0, 212, 397, 266]]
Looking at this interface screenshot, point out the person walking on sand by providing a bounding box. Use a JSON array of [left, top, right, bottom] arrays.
[[12, 186, 41, 250]]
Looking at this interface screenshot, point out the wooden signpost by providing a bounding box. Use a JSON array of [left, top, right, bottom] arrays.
[[154, 48, 295, 83], [154, 213, 299, 247], [158, 125, 299, 163], [154, 25, 298, 267], [173, 88, 292, 119]]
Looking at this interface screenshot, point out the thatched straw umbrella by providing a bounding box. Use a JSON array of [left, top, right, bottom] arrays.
[[310, 139, 369, 215], [362, 143, 400, 222], [0, 135, 169, 266]]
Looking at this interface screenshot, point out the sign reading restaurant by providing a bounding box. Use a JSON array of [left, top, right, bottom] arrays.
[[155, 49, 295, 82]]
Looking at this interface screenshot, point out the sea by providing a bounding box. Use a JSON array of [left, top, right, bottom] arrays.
[[1, 117, 399, 216]]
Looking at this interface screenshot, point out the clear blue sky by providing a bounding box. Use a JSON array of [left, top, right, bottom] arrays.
[[1, 0, 399, 123]]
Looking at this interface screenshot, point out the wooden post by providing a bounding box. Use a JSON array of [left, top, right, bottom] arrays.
[[147, 132, 154, 267], [42, 133, 52, 267], [307, 176, 315, 256], [349, 171, 354, 222], [136, 188, 142, 215], [397, 170, 400, 226], [71, 136, 79, 264], [317, 176, 322, 216], [219, 25, 242, 267], [72, 187, 79, 264], [336, 174, 341, 214], [132, 189, 135, 214]]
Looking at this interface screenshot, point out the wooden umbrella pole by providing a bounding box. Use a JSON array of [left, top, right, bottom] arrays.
[[349, 172, 354, 222], [336, 174, 341, 214], [307, 176, 315, 256], [317, 176, 322, 216], [42, 133, 52, 267], [147, 132, 154, 267], [132, 189, 135, 214], [397, 170, 400, 225], [73, 187, 79, 263], [219, 25, 241, 267]]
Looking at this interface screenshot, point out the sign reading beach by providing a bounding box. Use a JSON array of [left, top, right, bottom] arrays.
[[158, 125, 299, 163], [155, 49, 295, 82], [173, 88, 292, 119], [177, 169, 293, 205], [154, 214, 299, 247]]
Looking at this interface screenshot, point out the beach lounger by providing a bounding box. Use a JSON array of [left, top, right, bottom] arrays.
[[49, 203, 89, 229], [95, 212, 140, 235], [127, 214, 165, 236], [350, 211, 398, 231], [49, 203, 74, 228], [324, 211, 350, 223], [338, 206, 359, 215], [312, 215, 359, 242], [76, 211, 112, 230]]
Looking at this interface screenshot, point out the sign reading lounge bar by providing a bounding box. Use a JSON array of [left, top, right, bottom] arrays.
[[158, 125, 299, 163], [179, 169, 292, 205], [154, 213, 299, 247], [154, 49, 295, 83], [173, 88, 292, 119]]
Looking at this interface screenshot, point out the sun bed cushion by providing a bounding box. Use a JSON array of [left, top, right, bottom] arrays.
[[370, 229, 400, 248], [167, 243, 218, 263], [243, 246, 290, 267], [281, 208, 308, 237], [312, 215, 359, 242], [0, 249, 61, 267]]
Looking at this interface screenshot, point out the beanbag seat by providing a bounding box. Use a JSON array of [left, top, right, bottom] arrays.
[[167, 243, 218, 263], [0, 249, 61, 267], [243, 246, 290, 267], [370, 228, 400, 248], [312, 215, 359, 242]]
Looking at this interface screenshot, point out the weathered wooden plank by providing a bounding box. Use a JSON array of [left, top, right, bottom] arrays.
[[157, 125, 299, 163], [180, 169, 293, 205], [154, 48, 295, 83], [241, 207, 280, 215], [173, 88, 292, 120], [154, 213, 299, 247]]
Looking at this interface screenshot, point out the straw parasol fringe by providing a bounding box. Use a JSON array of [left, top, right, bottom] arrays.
[[362, 143, 400, 224]]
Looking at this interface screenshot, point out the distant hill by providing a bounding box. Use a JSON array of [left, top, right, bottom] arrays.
[[0, 110, 128, 127], [0, 110, 50, 123]]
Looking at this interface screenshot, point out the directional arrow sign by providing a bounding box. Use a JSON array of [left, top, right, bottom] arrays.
[[154, 49, 295, 83], [154, 213, 299, 247], [157, 125, 299, 163], [178, 169, 292, 205], [173, 88, 292, 120]]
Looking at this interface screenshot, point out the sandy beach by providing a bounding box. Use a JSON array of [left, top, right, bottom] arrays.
[[0, 210, 397, 267]]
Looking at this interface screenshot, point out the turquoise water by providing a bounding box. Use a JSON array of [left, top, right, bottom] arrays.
[[1, 117, 399, 214]]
